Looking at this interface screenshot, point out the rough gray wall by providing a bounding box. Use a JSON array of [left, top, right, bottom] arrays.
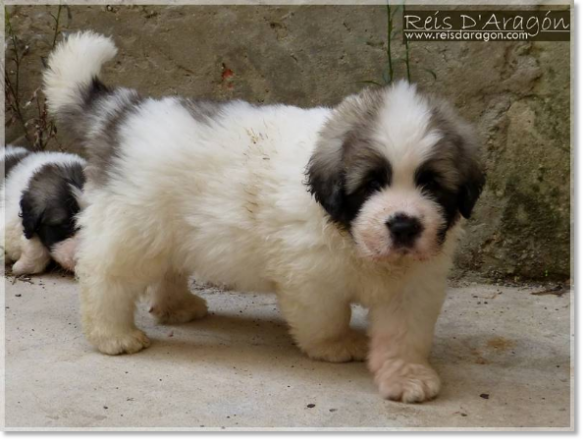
[[4, 5, 571, 280]]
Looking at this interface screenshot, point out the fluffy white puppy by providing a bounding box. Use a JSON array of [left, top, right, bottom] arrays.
[[44, 32, 484, 403], [1, 146, 86, 274]]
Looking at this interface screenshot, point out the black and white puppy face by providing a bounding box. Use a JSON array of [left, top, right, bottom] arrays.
[[20, 162, 85, 252], [307, 81, 485, 262]]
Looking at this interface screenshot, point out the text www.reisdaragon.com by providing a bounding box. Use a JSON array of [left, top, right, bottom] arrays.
[[404, 30, 531, 42]]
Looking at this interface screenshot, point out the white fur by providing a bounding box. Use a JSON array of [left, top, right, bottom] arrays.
[[43, 31, 117, 116], [1, 146, 28, 161], [50, 235, 79, 272], [375, 81, 440, 163], [50, 33, 470, 403], [1, 148, 85, 274], [10, 236, 51, 276]]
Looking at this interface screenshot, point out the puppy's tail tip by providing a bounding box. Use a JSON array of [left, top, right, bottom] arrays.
[[43, 31, 117, 119]]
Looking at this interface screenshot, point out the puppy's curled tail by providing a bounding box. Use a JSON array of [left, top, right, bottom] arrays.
[[43, 31, 117, 120]]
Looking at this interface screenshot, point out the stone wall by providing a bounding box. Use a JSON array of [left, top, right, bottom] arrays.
[[4, 4, 571, 280]]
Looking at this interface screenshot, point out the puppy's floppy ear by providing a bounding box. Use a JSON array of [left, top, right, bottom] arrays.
[[306, 145, 346, 223], [458, 160, 486, 219], [430, 99, 486, 220], [19, 192, 44, 239], [454, 126, 486, 219]]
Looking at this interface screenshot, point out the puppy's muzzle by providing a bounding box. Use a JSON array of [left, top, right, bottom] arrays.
[[386, 213, 423, 248]]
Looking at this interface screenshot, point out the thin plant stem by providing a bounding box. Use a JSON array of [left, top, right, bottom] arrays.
[[5, 8, 32, 144], [5, 8, 21, 103], [50, 5, 62, 49], [403, 4, 411, 82], [5, 5, 62, 149], [386, 2, 394, 83]]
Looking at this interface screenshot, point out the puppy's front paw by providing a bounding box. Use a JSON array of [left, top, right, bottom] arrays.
[[303, 330, 368, 363], [12, 259, 47, 275], [149, 294, 208, 325], [87, 328, 151, 355], [374, 359, 440, 403]]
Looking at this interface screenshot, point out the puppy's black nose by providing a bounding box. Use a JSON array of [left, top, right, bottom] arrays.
[[386, 214, 423, 247]]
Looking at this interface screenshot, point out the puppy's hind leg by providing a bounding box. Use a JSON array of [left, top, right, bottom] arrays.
[[12, 236, 51, 275], [147, 271, 208, 324], [278, 289, 368, 363]]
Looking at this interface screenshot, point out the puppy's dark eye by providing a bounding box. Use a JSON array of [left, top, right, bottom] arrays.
[[417, 170, 442, 190], [362, 167, 391, 194], [366, 178, 383, 192]]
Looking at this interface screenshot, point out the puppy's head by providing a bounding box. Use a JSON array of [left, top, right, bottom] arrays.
[[307, 81, 485, 262], [20, 162, 86, 269]]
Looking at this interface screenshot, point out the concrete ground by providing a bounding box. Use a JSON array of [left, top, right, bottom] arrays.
[[2, 272, 572, 430]]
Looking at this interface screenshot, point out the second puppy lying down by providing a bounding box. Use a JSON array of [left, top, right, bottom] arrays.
[[1, 146, 85, 274], [44, 32, 484, 403]]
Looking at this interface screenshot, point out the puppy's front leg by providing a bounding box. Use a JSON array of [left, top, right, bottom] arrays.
[[12, 236, 51, 275], [368, 282, 446, 403], [80, 276, 150, 355]]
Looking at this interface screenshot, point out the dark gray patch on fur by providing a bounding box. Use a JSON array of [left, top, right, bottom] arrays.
[[2, 149, 30, 184], [425, 97, 486, 220], [56, 77, 224, 187], [58, 77, 143, 186], [84, 89, 143, 186], [342, 132, 393, 196], [20, 162, 85, 250], [306, 87, 388, 228], [55, 77, 112, 128], [407, 96, 485, 242], [179, 98, 222, 125]]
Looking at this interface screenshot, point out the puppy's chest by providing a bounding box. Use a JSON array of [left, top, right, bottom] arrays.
[[348, 263, 416, 306]]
